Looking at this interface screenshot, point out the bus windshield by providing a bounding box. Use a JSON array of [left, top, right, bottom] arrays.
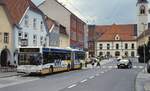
[[18, 53, 42, 65]]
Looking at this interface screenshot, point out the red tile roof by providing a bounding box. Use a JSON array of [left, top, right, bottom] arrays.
[[45, 16, 55, 31], [92, 24, 137, 42], [1, 0, 44, 26], [1, 0, 29, 25]]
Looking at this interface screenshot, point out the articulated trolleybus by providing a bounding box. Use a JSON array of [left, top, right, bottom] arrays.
[[17, 47, 85, 75]]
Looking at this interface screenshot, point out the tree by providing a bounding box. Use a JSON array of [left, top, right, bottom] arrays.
[[137, 45, 144, 63]]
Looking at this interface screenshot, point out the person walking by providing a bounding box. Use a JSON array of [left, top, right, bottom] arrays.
[[96, 61, 101, 68], [91, 60, 95, 68]]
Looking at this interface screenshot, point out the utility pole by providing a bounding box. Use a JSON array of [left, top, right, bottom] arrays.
[[142, 23, 147, 73]]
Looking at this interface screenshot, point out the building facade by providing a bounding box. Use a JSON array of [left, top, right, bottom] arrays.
[[45, 16, 60, 47], [14, 0, 48, 65], [38, 0, 70, 48], [70, 14, 85, 49], [38, 0, 87, 49], [88, 24, 137, 57], [137, 0, 150, 47], [137, 0, 149, 37], [0, 2, 13, 66], [0, 0, 30, 66]]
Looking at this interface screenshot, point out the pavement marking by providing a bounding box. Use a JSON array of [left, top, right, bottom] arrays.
[[133, 66, 137, 68], [108, 66, 113, 68], [102, 66, 107, 68], [89, 76, 95, 79], [96, 74, 100, 76], [68, 84, 77, 88], [100, 71, 104, 73], [139, 66, 144, 69], [80, 79, 87, 83], [114, 66, 117, 68]]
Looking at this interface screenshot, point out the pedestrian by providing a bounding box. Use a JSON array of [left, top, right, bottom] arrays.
[[85, 61, 87, 68], [96, 61, 101, 68], [91, 60, 95, 68]]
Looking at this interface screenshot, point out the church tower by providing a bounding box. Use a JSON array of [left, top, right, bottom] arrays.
[[137, 0, 149, 36]]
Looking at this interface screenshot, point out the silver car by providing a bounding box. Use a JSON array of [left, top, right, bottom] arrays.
[[117, 59, 132, 69]]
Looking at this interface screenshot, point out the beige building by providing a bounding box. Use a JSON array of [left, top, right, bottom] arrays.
[[136, 0, 150, 47], [137, 30, 150, 46], [88, 24, 137, 57], [0, 4, 13, 66], [38, 0, 70, 48]]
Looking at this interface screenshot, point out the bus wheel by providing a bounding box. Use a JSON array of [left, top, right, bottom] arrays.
[[50, 65, 53, 73], [67, 64, 70, 71]]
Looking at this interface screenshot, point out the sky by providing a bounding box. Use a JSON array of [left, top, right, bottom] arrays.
[[32, 0, 150, 25]]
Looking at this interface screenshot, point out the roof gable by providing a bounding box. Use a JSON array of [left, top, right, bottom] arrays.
[[93, 24, 136, 41]]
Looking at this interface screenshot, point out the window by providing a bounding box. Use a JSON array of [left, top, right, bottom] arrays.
[[99, 52, 103, 56], [107, 44, 110, 50], [99, 44, 103, 49], [33, 18, 37, 29], [24, 15, 29, 27], [40, 21, 43, 31], [115, 34, 120, 40], [40, 36, 43, 46], [106, 52, 110, 56], [125, 51, 128, 57], [44, 37, 47, 46], [115, 51, 120, 57], [4, 32, 9, 43], [131, 51, 135, 57], [116, 44, 119, 49], [33, 35, 37, 46], [24, 33, 28, 39], [71, 31, 76, 40], [125, 43, 128, 49], [21, 32, 28, 46], [18, 31, 23, 45], [132, 43, 135, 49], [140, 5, 145, 14], [0, 32, 2, 43]]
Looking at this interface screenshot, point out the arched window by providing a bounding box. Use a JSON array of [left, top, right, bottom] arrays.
[[140, 5, 146, 14], [125, 51, 128, 57], [115, 51, 120, 57], [131, 51, 135, 57]]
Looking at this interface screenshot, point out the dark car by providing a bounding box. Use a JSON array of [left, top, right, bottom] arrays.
[[117, 59, 132, 69]]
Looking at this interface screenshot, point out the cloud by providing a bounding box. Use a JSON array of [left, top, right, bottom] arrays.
[[33, 0, 150, 25]]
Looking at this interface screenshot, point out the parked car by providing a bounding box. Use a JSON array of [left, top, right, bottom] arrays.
[[117, 59, 132, 69], [147, 60, 150, 73]]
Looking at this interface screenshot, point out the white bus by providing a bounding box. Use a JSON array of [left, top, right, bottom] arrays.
[[17, 47, 85, 75]]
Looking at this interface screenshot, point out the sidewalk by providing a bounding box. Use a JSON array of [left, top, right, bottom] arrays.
[[135, 68, 150, 91], [0, 72, 19, 78]]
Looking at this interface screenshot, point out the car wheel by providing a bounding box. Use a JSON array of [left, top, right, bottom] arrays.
[[117, 65, 120, 69]]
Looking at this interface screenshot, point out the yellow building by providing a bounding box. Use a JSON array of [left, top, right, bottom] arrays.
[[0, 4, 13, 66], [0, 0, 29, 66]]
